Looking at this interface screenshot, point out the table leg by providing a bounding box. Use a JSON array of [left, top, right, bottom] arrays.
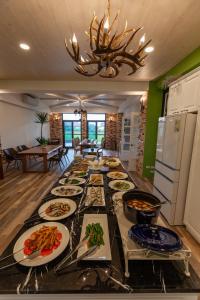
[[21, 155, 27, 172], [43, 154, 48, 172]]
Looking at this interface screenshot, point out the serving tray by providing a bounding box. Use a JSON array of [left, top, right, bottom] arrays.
[[115, 205, 191, 278]]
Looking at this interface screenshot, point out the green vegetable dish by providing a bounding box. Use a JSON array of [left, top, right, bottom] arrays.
[[66, 178, 80, 185], [114, 181, 130, 190], [85, 223, 104, 247]]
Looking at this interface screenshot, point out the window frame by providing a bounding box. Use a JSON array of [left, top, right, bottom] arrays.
[[87, 118, 106, 143], [62, 114, 82, 147]]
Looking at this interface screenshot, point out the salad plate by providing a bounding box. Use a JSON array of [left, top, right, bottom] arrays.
[[59, 177, 86, 186], [71, 170, 88, 178], [104, 157, 120, 168], [107, 171, 128, 180], [13, 222, 69, 267], [51, 185, 83, 197], [109, 180, 135, 191], [77, 214, 111, 261], [38, 198, 77, 221]]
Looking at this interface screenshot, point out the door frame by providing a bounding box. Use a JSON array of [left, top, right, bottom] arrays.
[[63, 120, 82, 148]]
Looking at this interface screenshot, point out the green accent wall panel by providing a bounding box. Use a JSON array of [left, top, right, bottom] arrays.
[[143, 81, 162, 180]]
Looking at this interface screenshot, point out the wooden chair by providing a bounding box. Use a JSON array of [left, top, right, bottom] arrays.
[[48, 148, 65, 170], [97, 148, 103, 158], [63, 147, 70, 163], [101, 137, 105, 148], [3, 148, 22, 170], [73, 138, 81, 154]]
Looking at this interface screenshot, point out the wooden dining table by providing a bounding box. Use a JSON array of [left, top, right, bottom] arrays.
[[79, 142, 97, 154], [19, 144, 62, 173]]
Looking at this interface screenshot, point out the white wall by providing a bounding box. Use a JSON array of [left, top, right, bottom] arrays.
[[0, 94, 50, 149]]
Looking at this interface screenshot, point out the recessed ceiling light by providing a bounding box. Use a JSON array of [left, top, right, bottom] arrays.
[[145, 46, 154, 53], [45, 93, 57, 97], [19, 43, 30, 50]]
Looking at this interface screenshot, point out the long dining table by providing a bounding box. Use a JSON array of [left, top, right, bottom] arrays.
[[19, 144, 62, 173], [0, 157, 199, 299]]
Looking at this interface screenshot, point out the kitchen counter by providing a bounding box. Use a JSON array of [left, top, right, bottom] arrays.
[[0, 158, 199, 299]]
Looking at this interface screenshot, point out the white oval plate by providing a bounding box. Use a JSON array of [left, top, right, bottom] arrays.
[[112, 191, 126, 203], [13, 222, 69, 267], [51, 185, 83, 197], [38, 198, 77, 221], [107, 171, 128, 180], [59, 177, 86, 186], [71, 171, 88, 178], [109, 180, 135, 191]]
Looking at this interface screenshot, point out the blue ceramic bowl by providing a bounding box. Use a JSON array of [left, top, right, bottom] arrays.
[[128, 224, 182, 253]]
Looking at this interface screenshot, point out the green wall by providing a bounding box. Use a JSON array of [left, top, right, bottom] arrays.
[[143, 46, 200, 180]]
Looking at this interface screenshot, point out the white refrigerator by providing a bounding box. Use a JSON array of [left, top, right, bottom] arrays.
[[153, 112, 197, 225], [184, 112, 200, 243]]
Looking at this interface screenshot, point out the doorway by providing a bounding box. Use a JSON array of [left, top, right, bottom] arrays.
[[63, 114, 82, 147]]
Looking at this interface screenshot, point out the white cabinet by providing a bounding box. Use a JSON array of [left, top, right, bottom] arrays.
[[119, 112, 139, 170], [181, 72, 200, 111], [184, 112, 200, 243], [168, 82, 183, 114], [167, 68, 200, 115]]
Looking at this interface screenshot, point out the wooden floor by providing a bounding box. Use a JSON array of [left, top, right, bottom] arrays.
[[0, 150, 200, 279]]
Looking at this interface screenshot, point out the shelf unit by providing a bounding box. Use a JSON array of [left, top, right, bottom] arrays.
[[119, 112, 140, 171]]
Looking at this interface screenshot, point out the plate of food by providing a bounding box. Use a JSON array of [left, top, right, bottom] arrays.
[[51, 185, 83, 197], [104, 157, 120, 168], [71, 170, 88, 178], [109, 180, 135, 191], [107, 171, 128, 180], [89, 174, 104, 186], [59, 177, 86, 186], [84, 155, 96, 160], [85, 187, 105, 206], [112, 191, 126, 207], [77, 214, 111, 260], [38, 198, 77, 221], [13, 222, 69, 267]]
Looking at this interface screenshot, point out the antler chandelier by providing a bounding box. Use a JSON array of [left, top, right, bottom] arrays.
[[65, 0, 154, 78], [74, 99, 87, 118]]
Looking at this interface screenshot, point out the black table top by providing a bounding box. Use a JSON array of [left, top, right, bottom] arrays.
[[0, 158, 200, 295]]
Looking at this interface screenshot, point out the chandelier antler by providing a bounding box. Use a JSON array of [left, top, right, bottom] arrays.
[[65, 0, 154, 78]]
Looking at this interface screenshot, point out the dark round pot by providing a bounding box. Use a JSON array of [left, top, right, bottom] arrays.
[[123, 190, 161, 224]]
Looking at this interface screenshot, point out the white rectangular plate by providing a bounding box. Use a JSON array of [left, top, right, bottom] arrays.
[[85, 187, 105, 206], [77, 214, 112, 261], [89, 174, 104, 186]]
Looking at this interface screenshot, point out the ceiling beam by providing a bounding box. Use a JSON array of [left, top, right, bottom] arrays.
[[50, 100, 77, 108], [0, 80, 149, 94], [86, 100, 118, 108]]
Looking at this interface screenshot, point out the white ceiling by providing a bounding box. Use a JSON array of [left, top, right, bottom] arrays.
[[0, 0, 200, 81], [28, 92, 130, 109]]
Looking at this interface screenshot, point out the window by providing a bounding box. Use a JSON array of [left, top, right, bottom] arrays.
[[63, 113, 81, 121], [63, 114, 81, 147], [87, 114, 105, 143]]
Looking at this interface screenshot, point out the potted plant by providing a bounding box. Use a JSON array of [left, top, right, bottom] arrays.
[[35, 112, 49, 147]]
